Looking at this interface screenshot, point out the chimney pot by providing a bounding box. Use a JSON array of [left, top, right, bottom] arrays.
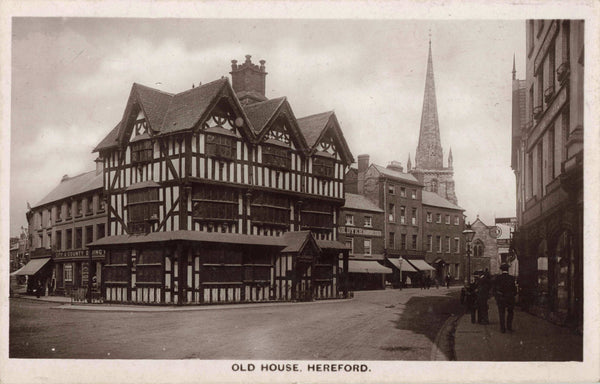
[[245, 54, 252, 63]]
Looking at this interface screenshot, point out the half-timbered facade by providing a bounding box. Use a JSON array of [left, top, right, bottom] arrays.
[[90, 56, 353, 304]]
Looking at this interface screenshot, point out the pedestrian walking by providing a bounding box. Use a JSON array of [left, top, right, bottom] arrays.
[[494, 263, 517, 333], [460, 282, 478, 323], [445, 273, 452, 289], [477, 271, 491, 324]]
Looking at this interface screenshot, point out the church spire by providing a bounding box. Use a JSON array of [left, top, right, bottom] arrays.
[[415, 37, 443, 170], [407, 153, 412, 171], [512, 54, 516, 80], [448, 147, 453, 169]]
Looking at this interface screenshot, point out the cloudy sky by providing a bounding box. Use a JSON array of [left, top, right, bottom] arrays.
[[10, 17, 526, 235]]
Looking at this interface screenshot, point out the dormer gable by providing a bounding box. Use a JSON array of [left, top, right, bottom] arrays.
[[298, 111, 354, 165]]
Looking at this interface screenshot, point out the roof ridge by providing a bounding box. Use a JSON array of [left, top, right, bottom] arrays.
[[62, 169, 96, 181], [297, 110, 334, 121], [133, 82, 175, 97], [243, 96, 286, 110], [174, 78, 227, 97]]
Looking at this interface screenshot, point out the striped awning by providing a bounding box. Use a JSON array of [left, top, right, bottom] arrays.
[[348, 260, 392, 274], [387, 258, 418, 273], [406, 259, 436, 271], [11, 258, 51, 276]]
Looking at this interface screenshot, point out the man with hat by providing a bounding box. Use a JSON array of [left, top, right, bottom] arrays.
[[494, 263, 517, 333]]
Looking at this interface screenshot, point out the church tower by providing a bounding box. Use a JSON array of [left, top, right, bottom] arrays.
[[410, 38, 458, 205]]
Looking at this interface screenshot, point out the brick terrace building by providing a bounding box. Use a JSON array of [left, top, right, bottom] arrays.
[[421, 191, 465, 283], [512, 20, 583, 328], [88, 55, 354, 304], [338, 193, 390, 290], [21, 167, 107, 296]]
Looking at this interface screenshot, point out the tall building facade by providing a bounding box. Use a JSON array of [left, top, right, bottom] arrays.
[[409, 40, 458, 205], [512, 20, 584, 329], [89, 55, 354, 304]]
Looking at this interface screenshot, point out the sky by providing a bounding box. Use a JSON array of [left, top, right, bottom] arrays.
[[10, 18, 526, 236]]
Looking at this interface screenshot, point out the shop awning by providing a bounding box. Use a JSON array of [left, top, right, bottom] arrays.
[[348, 260, 392, 274], [498, 247, 510, 254], [406, 259, 435, 271], [11, 258, 51, 276], [388, 258, 418, 273]]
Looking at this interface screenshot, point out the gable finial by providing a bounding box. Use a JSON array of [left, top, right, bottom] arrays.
[[428, 29, 432, 46], [512, 53, 516, 80]]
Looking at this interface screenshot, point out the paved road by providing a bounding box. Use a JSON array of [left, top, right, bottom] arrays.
[[10, 287, 461, 360]]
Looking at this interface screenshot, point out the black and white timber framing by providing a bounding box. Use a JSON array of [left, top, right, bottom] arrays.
[[90, 57, 354, 304]]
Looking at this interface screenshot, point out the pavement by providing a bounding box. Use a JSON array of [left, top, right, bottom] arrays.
[[453, 299, 583, 361]]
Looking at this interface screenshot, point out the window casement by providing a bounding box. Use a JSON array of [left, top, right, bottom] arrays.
[[57, 204, 63, 222], [411, 189, 416, 199], [446, 236, 451, 253], [131, 140, 153, 165], [454, 238, 460, 253], [454, 216, 460, 225], [65, 229, 72, 250], [86, 196, 94, 215], [445, 215, 450, 225], [300, 200, 333, 230], [436, 213, 442, 223], [250, 192, 290, 227], [99, 196, 106, 212], [400, 206, 406, 224], [400, 187, 406, 197], [345, 238, 354, 254], [76, 200, 82, 217], [437, 236, 442, 253], [75, 228, 82, 249], [64, 263, 73, 282], [401, 234, 406, 250], [66, 203, 72, 219], [411, 208, 417, 225], [389, 232, 395, 249], [192, 185, 237, 223], [364, 216, 372, 227], [312, 155, 335, 179], [427, 212, 433, 223], [411, 235, 417, 250], [56, 230, 62, 251], [206, 132, 237, 160], [97, 224, 105, 240], [85, 226, 94, 245], [388, 204, 395, 222], [364, 239, 372, 255], [388, 185, 395, 194], [427, 235, 433, 252], [127, 186, 160, 234], [136, 249, 163, 283], [345, 214, 354, 226], [473, 240, 485, 258], [262, 143, 291, 170]]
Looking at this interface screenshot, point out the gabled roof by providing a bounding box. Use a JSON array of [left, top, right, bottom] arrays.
[[32, 170, 102, 209], [343, 193, 383, 213], [421, 190, 463, 211], [297, 111, 354, 164], [297, 111, 333, 147], [372, 164, 422, 186], [243, 97, 286, 134], [94, 78, 251, 153], [281, 231, 315, 253]]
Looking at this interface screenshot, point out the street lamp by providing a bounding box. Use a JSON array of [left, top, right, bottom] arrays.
[[462, 223, 476, 284], [398, 257, 403, 290]]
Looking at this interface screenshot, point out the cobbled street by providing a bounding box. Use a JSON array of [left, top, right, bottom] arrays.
[[10, 288, 461, 360]]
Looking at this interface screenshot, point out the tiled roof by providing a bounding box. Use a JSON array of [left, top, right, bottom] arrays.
[[343, 193, 383, 213], [160, 79, 227, 134], [421, 190, 463, 211], [281, 231, 312, 253], [297, 111, 334, 147], [243, 97, 286, 134], [316, 239, 350, 250], [93, 122, 121, 152], [134, 83, 174, 132], [372, 164, 421, 185], [33, 171, 102, 209]]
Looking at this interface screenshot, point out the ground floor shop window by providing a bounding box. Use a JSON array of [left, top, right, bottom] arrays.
[[64, 264, 73, 282]]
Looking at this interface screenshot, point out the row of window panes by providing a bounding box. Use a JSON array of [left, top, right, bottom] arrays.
[[388, 204, 417, 225], [38, 197, 105, 228], [388, 232, 417, 250], [388, 185, 417, 199], [54, 224, 105, 251], [344, 238, 371, 255], [426, 235, 461, 253], [344, 214, 372, 227], [426, 212, 460, 225]]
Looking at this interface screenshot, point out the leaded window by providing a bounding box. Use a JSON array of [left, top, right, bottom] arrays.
[[192, 185, 238, 222], [131, 140, 153, 164], [206, 133, 236, 160], [262, 144, 291, 169], [251, 192, 290, 227], [300, 200, 333, 229], [313, 156, 335, 179], [127, 187, 160, 234]]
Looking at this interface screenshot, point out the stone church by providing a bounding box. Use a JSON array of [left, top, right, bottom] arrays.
[[408, 40, 458, 205]]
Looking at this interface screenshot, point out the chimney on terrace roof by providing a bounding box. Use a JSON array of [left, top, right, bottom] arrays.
[[386, 161, 404, 173], [230, 54, 268, 105]]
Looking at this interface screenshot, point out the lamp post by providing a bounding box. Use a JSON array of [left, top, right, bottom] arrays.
[[398, 257, 403, 290], [462, 223, 475, 284]]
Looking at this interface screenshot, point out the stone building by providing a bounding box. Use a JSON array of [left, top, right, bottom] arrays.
[[338, 193, 391, 290], [409, 40, 457, 205], [511, 20, 584, 328]]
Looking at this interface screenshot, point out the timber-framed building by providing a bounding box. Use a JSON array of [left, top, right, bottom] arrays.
[[89, 55, 354, 304]]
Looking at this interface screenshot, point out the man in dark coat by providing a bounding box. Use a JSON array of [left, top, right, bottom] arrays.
[[461, 281, 478, 323], [494, 263, 517, 333], [477, 271, 491, 324]]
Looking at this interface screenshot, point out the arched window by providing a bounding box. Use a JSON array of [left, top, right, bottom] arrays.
[[473, 239, 485, 257]]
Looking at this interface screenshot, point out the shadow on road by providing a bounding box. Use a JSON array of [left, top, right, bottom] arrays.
[[394, 290, 461, 344]]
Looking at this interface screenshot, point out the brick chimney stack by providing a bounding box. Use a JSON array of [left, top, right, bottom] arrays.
[[230, 55, 268, 105], [386, 161, 404, 173], [357, 154, 370, 194]]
